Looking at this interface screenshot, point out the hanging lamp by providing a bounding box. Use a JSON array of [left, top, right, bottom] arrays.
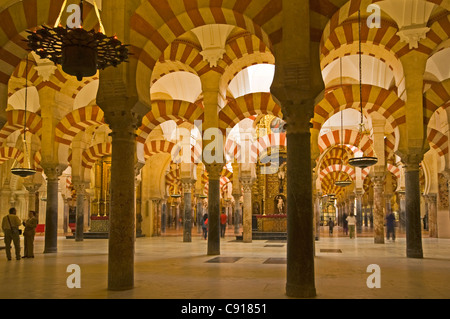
[[348, 9, 378, 169], [11, 59, 37, 178], [335, 57, 352, 188], [26, 0, 130, 81]]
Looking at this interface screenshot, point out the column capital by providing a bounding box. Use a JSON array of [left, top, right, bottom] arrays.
[[398, 151, 424, 171], [425, 193, 437, 202], [181, 179, 194, 193], [72, 181, 88, 196], [42, 163, 66, 180], [205, 163, 223, 181], [241, 179, 253, 193], [276, 99, 315, 134], [23, 182, 41, 193]]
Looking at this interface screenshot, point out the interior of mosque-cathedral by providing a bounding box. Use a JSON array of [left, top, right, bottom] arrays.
[[0, 0, 450, 298]]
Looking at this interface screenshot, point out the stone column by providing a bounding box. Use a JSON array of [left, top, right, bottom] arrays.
[[161, 198, 167, 233], [398, 191, 406, 232], [196, 196, 203, 234], [404, 156, 424, 258], [314, 192, 321, 241], [73, 181, 87, 242], [270, 98, 316, 298], [205, 163, 223, 255], [427, 193, 438, 238], [241, 179, 253, 243], [355, 191, 363, 234], [42, 165, 64, 253], [182, 180, 194, 243], [372, 173, 385, 244], [232, 161, 241, 235], [349, 193, 355, 219], [232, 194, 241, 235], [97, 89, 142, 290]]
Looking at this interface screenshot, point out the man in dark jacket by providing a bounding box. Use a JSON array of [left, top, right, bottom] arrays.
[[386, 212, 396, 241]]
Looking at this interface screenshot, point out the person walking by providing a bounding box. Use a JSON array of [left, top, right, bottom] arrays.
[[342, 213, 348, 235], [23, 211, 38, 258], [328, 218, 335, 236], [202, 213, 208, 240], [346, 213, 357, 239], [220, 211, 227, 238], [386, 212, 396, 241], [2, 208, 22, 261]]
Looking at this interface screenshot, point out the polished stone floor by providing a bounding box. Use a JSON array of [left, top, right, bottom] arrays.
[[1, 228, 450, 299]]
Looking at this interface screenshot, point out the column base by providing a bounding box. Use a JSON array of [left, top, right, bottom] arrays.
[[286, 283, 316, 299], [207, 250, 220, 256], [407, 249, 423, 259], [43, 247, 57, 254], [107, 285, 134, 291]]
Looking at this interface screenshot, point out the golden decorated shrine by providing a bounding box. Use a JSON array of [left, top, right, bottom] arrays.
[[90, 156, 111, 232], [252, 115, 287, 236]]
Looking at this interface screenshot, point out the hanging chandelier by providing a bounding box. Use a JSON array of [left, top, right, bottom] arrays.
[[348, 9, 378, 170], [11, 59, 37, 178], [26, 0, 129, 81], [335, 58, 353, 188]]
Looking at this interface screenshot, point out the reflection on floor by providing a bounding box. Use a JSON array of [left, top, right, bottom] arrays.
[[0, 229, 449, 299]]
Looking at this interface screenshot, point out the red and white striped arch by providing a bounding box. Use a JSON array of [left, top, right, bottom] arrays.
[[318, 129, 375, 156], [312, 84, 405, 134], [425, 79, 450, 127], [82, 143, 112, 169], [0, 146, 24, 165], [54, 106, 105, 146], [219, 92, 282, 132], [427, 127, 449, 157], [0, 110, 42, 144], [130, 0, 282, 107], [136, 100, 204, 144]]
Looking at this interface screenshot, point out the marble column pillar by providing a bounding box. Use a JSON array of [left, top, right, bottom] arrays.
[[398, 191, 406, 232], [161, 199, 167, 233], [205, 164, 222, 255], [182, 180, 194, 243], [385, 194, 392, 216], [372, 174, 385, 244], [355, 192, 363, 234], [314, 193, 321, 241], [405, 160, 424, 258], [73, 181, 86, 242], [42, 165, 64, 253], [284, 109, 316, 298], [196, 196, 203, 234], [427, 193, 438, 238], [241, 180, 253, 243], [101, 109, 139, 291], [233, 194, 241, 235], [349, 194, 355, 219]]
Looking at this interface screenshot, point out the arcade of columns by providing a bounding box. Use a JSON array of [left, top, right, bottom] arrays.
[[0, 0, 450, 298]]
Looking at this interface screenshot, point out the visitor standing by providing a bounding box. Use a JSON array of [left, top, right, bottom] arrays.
[[220, 211, 227, 238], [386, 212, 396, 241], [2, 208, 22, 261], [346, 214, 357, 239], [23, 211, 38, 258], [342, 213, 348, 235], [202, 213, 208, 240], [328, 218, 334, 235]]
